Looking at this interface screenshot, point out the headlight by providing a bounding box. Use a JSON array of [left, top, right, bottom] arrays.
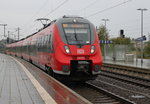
[[91, 45, 95, 53], [64, 45, 70, 53]]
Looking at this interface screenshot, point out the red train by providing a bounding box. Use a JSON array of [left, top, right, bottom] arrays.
[[6, 16, 102, 81]]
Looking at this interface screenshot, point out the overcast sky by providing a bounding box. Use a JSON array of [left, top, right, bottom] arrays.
[[0, 0, 150, 40]]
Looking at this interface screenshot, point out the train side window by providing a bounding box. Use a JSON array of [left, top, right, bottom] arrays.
[[41, 36, 44, 47], [42, 36, 44, 44], [41, 37, 43, 47], [45, 35, 47, 45], [39, 38, 41, 47], [37, 38, 39, 51], [36, 38, 40, 50], [42, 36, 46, 52], [44, 35, 48, 52], [36, 38, 38, 47], [47, 34, 51, 51], [48, 35, 51, 47], [49, 35, 51, 43], [44, 35, 47, 46], [45, 35, 48, 48], [43, 35, 46, 50], [50, 34, 54, 53], [39, 38, 42, 51]]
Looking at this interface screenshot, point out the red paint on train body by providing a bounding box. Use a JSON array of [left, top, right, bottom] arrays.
[[6, 16, 102, 81]]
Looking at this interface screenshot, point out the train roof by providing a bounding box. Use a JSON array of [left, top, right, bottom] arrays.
[[7, 16, 91, 45], [22, 16, 89, 39], [56, 15, 90, 24]]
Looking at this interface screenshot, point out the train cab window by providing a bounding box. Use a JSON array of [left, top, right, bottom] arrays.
[[62, 23, 91, 45]]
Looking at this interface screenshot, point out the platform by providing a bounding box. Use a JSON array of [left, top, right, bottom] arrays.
[[104, 59, 150, 69], [0, 53, 91, 104], [0, 54, 46, 104]]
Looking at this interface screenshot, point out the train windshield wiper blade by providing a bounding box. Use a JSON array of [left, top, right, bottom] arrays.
[[74, 30, 82, 45]]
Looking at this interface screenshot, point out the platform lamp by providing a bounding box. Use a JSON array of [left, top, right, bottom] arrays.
[[102, 19, 109, 61], [137, 8, 148, 63]]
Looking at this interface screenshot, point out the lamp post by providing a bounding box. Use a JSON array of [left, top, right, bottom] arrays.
[[102, 19, 109, 61], [0, 24, 7, 37], [137, 8, 148, 63]]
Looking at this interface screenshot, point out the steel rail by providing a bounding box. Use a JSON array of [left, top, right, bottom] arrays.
[[86, 82, 135, 104]]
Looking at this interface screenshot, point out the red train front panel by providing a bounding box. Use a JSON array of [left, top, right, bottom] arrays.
[[50, 17, 102, 80]]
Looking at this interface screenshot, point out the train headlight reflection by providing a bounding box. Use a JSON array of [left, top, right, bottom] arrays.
[[91, 45, 95, 53], [64, 45, 71, 53]]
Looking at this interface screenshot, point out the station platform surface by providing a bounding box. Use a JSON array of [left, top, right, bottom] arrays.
[[0, 54, 46, 104], [0, 53, 91, 104], [104, 59, 150, 69]]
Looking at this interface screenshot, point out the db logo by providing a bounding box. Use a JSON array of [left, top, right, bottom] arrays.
[[77, 49, 84, 54]]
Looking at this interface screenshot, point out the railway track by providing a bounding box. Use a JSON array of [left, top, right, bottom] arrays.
[[102, 63, 150, 80], [88, 77, 150, 104], [98, 71, 150, 96], [65, 82, 134, 104], [100, 71, 150, 88], [99, 63, 150, 104]]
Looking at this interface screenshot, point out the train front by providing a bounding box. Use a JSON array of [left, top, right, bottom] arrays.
[[53, 16, 102, 81]]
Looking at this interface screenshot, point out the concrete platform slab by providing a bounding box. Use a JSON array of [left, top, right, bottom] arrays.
[[0, 54, 45, 104]]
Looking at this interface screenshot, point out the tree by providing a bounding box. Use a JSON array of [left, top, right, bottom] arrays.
[[97, 25, 109, 56], [144, 41, 150, 57], [98, 25, 109, 40], [111, 37, 131, 44]]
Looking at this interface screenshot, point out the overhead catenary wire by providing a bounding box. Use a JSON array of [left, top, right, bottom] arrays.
[[22, 0, 69, 39], [76, 0, 99, 17], [78, 0, 98, 11], [85, 0, 132, 18], [22, 0, 49, 27], [21, 0, 49, 37], [44, 0, 69, 17], [77, 0, 121, 16]]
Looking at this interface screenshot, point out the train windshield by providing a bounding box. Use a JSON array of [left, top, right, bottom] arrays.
[[63, 24, 91, 45]]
